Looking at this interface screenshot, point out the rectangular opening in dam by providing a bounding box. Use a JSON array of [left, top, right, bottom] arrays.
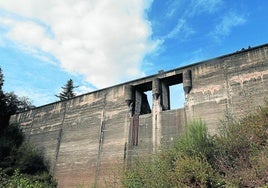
[[134, 81, 152, 115], [169, 84, 185, 109], [161, 73, 184, 110], [132, 73, 185, 113], [145, 90, 153, 110]]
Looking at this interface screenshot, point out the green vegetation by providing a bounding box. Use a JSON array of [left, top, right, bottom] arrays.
[[0, 169, 56, 188], [122, 103, 268, 187], [0, 127, 56, 187], [0, 67, 57, 187]]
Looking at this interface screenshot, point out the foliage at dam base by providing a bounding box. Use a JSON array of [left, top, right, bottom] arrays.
[[122, 102, 268, 188], [0, 123, 57, 187]]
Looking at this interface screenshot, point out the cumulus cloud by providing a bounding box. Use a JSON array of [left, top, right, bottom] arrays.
[[0, 0, 160, 88]]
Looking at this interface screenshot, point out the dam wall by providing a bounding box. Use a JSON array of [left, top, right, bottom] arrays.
[[11, 44, 268, 187]]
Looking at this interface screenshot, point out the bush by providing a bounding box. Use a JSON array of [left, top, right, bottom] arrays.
[[122, 155, 170, 188], [167, 120, 223, 188], [169, 155, 222, 188], [215, 102, 268, 187], [122, 102, 268, 187], [0, 123, 57, 187], [122, 120, 223, 188], [0, 169, 56, 188], [15, 143, 48, 174], [173, 120, 215, 160], [0, 124, 24, 163]]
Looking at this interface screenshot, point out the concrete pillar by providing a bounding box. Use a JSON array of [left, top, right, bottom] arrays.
[[183, 70, 192, 124], [161, 82, 170, 110], [152, 78, 160, 100], [124, 85, 133, 105], [124, 85, 133, 116], [152, 78, 162, 153], [135, 90, 142, 115]]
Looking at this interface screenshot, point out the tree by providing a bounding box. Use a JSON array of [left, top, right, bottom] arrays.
[[56, 79, 78, 101], [0, 67, 57, 187], [0, 67, 9, 128], [4, 92, 34, 113], [0, 67, 4, 92]]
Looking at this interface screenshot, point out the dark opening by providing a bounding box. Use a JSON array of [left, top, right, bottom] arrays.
[[161, 73, 184, 110], [134, 81, 152, 115]]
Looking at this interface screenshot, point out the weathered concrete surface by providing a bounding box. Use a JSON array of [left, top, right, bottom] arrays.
[[11, 44, 268, 187], [185, 45, 268, 133]]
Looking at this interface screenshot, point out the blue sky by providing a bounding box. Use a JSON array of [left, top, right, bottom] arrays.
[[0, 0, 267, 107]]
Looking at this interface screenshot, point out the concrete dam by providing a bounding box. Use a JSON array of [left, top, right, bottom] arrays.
[[11, 44, 268, 187]]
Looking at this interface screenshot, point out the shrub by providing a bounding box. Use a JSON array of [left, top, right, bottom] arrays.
[[0, 123, 57, 187], [173, 120, 215, 160], [169, 155, 223, 188], [15, 143, 48, 174], [122, 155, 170, 188], [122, 120, 223, 188], [0, 169, 56, 188], [215, 101, 268, 187], [0, 123, 24, 163], [122, 102, 268, 187]]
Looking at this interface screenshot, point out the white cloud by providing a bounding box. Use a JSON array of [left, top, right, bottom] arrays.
[[76, 85, 94, 96], [162, 0, 221, 41], [14, 87, 55, 107], [166, 0, 222, 19], [165, 19, 195, 40], [189, 0, 222, 16], [210, 11, 246, 41], [165, 1, 183, 18], [0, 0, 159, 88]]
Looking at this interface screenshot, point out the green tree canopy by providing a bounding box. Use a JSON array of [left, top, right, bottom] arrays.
[[0, 67, 4, 92], [56, 79, 78, 101], [0, 67, 6, 116], [0, 66, 56, 187]]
